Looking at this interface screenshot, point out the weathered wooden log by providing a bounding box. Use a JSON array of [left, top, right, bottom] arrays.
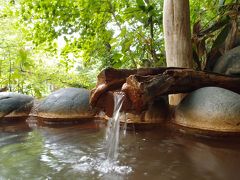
[[94, 91, 133, 117], [122, 69, 240, 111], [90, 67, 186, 106]]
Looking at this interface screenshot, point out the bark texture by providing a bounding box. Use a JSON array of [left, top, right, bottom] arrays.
[[122, 69, 240, 111], [90, 67, 186, 106], [163, 0, 193, 105], [90, 67, 240, 112]]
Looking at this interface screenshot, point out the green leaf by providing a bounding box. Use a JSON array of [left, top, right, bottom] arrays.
[[112, 53, 122, 61], [136, 0, 146, 11], [212, 23, 231, 48], [11, 71, 21, 79], [136, 0, 145, 7], [113, 62, 122, 68], [147, 5, 154, 12], [122, 39, 132, 52]]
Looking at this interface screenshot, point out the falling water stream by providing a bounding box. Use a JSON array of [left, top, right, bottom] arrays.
[[97, 92, 133, 175], [105, 93, 125, 160]]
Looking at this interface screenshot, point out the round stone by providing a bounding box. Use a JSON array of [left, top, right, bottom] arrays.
[[37, 88, 95, 120], [0, 92, 34, 119], [213, 46, 240, 76], [174, 87, 240, 132]]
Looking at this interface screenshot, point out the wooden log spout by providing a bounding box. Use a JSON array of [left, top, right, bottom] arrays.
[[90, 67, 240, 112], [90, 67, 186, 107]]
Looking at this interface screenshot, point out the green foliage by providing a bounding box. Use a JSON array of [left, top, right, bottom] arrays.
[[17, 0, 165, 69], [0, 0, 239, 97], [191, 0, 240, 70], [0, 0, 95, 97]]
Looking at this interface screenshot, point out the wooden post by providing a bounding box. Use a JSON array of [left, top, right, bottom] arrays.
[[163, 0, 193, 105]]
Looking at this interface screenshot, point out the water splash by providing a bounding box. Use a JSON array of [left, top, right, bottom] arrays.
[[38, 92, 132, 176], [72, 155, 132, 175], [105, 93, 125, 160]]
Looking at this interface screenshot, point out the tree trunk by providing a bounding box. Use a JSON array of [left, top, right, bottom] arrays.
[[0, 87, 8, 92], [163, 0, 193, 105]]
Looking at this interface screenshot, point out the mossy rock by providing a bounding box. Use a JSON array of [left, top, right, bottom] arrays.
[[174, 87, 240, 133]]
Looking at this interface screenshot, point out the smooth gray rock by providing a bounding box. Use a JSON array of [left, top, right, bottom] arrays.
[[37, 88, 95, 119], [0, 92, 34, 118], [213, 46, 240, 76], [174, 87, 240, 132]]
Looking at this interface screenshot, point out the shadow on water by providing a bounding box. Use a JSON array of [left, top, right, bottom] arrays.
[[0, 117, 240, 179], [0, 117, 31, 133]]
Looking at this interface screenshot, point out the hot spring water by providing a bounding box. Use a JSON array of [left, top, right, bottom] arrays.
[[1, 94, 240, 179], [72, 92, 132, 175]]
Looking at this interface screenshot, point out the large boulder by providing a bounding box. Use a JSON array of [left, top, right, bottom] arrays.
[[213, 46, 240, 76], [174, 87, 240, 132], [0, 92, 34, 119], [37, 88, 95, 120]]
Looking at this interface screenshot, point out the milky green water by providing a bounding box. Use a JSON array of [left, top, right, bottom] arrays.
[[1, 120, 240, 180]]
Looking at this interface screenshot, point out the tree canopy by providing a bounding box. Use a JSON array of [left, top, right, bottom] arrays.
[[0, 0, 239, 97]]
